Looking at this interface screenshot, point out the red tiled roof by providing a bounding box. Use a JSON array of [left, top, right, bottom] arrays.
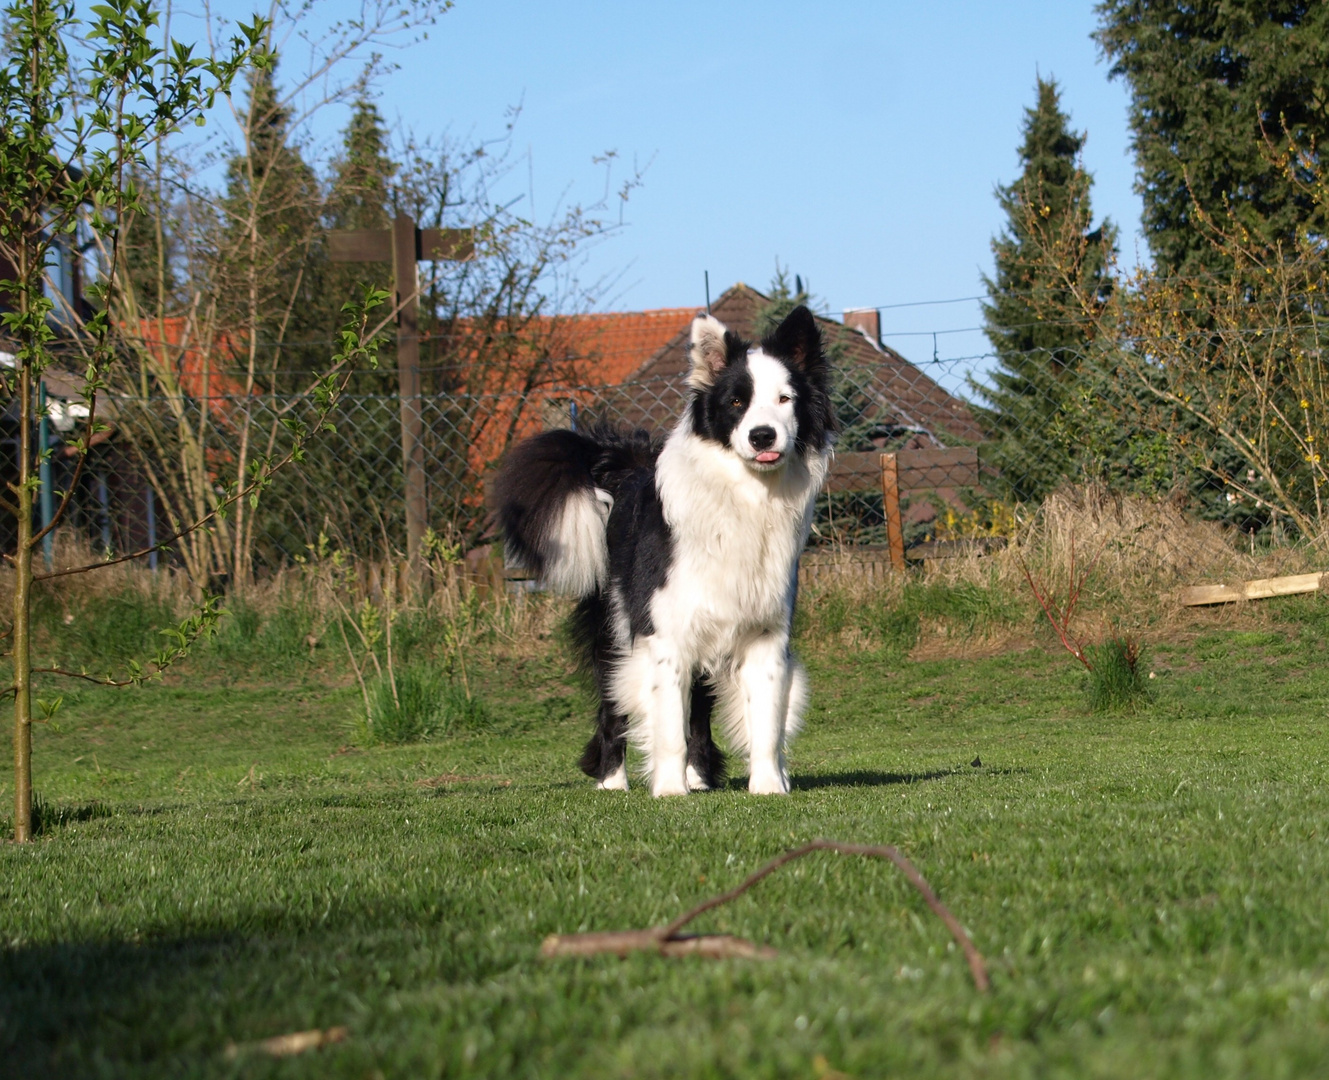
[[541, 307, 699, 385], [125, 317, 247, 399]]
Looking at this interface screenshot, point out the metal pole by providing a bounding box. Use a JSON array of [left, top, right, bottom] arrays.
[[393, 212, 428, 595], [146, 484, 158, 571], [37, 382, 53, 569], [96, 474, 112, 553]]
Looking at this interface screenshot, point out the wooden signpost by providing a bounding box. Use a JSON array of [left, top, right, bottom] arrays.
[[329, 214, 474, 591]]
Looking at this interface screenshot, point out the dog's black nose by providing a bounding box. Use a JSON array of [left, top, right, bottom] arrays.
[[748, 426, 777, 451]]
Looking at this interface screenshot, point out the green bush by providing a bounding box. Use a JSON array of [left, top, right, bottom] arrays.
[[904, 579, 1021, 629], [358, 665, 487, 745], [49, 590, 178, 668], [798, 578, 1019, 655], [1086, 634, 1150, 712], [212, 601, 315, 668]]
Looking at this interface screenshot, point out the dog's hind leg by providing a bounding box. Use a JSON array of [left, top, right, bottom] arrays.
[[573, 592, 630, 790], [685, 676, 727, 791], [581, 703, 629, 790]]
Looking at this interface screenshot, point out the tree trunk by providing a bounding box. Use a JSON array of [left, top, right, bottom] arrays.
[[13, 361, 34, 843]]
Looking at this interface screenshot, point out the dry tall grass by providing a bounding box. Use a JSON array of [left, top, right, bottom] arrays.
[[797, 484, 1325, 657], [4, 484, 1319, 670], [0, 534, 568, 672]]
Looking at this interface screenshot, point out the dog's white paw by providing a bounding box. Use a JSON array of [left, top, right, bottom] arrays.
[[650, 764, 690, 797], [596, 763, 629, 791], [685, 764, 711, 791], [748, 766, 790, 795]]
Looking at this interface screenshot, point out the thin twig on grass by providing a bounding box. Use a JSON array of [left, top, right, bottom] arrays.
[[224, 1026, 348, 1059], [540, 838, 990, 993]]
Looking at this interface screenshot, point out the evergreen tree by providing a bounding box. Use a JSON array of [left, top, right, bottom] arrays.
[[118, 174, 177, 316], [328, 97, 394, 231], [216, 58, 324, 385], [977, 76, 1117, 503], [1096, 0, 1329, 277], [325, 97, 394, 376]]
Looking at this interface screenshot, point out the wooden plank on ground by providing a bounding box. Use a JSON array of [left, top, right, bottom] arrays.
[[826, 447, 980, 493], [1179, 571, 1326, 606]]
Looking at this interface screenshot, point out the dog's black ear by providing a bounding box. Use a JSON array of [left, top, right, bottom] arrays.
[[764, 304, 824, 374], [689, 314, 736, 389]]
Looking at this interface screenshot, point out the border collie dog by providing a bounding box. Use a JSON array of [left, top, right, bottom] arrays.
[[493, 305, 834, 795]]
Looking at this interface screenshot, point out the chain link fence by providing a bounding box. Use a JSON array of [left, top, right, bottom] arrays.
[[14, 327, 1322, 583], [26, 352, 987, 571]]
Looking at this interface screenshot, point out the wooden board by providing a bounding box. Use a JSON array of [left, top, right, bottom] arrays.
[[1179, 571, 1326, 606], [826, 447, 980, 493], [898, 446, 979, 489], [328, 229, 392, 263], [329, 226, 476, 264], [419, 227, 476, 262]]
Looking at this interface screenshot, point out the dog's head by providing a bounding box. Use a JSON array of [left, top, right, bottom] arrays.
[[687, 305, 834, 471]]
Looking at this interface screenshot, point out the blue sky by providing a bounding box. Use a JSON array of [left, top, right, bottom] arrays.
[[204, 1, 1144, 380]]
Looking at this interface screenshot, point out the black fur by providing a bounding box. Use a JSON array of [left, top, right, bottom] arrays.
[[686, 677, 727, 789], [761, 305, 836, 455], [490, 428, 601, 581], [690, 330, 754, 446], [689, 306, 835, 455]]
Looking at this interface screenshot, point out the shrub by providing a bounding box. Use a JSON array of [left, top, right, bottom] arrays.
[[212, 601, 316, 669], [358, 666, 487, 745], [1085, 634, 1149, 712], [55, 590, 179, 667]]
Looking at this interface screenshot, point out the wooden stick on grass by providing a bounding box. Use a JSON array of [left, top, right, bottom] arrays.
[[541, 839, 990, 993]]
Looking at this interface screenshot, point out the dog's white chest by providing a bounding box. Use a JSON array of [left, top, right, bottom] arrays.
[[650, 434, 823, 654]]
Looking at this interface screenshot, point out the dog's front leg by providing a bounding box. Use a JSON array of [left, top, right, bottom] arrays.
[[738, 634, 791, 794], [643, 637, 689, 797]]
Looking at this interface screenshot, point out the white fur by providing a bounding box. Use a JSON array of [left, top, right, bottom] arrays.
[[611, 389, 830, 796], [732, 351, 798, 468], [596, 762, 629, 791], [539, 486, 613, 595], [688, 315, 729, 388]]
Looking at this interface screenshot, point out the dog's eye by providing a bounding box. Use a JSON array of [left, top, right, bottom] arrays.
[[730, 397, 743, 408], [778, 394, 791, 404]]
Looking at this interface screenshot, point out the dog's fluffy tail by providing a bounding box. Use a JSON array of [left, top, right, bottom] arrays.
[[491, 429, 614, 596]]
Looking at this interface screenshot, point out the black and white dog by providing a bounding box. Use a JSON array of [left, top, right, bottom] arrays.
[[493, 305, 834, 795]]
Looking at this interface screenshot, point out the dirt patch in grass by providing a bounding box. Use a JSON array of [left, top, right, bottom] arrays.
[[909, 626, 1036, 662]]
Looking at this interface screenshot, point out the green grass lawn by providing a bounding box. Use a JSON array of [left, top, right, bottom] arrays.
[[4, 600, 1329, 1078]]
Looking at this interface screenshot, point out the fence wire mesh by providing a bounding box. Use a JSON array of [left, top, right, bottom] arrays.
[[10, 320, 1323, 580]]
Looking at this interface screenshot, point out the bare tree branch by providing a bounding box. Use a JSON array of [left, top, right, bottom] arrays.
[[540, 839, 990, 994]]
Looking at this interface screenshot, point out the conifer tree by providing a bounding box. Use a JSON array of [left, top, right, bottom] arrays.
[[328, 97, 395, 231], [1096, 0, 1329, 278], [977, 77, 1117, 503], [325, 97, 394, 368], [215, 58, 324, 386]]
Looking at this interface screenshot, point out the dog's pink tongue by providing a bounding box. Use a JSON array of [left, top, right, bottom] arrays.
[[755, 451, 781, 463]]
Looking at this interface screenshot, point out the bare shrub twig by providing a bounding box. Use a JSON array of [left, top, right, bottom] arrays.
[[540, 839, 990, 993]]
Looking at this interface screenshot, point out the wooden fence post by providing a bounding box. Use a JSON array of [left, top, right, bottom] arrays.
[[392, 213, 428, 595], [329, 219, 474, 595], [880, 452, 905, 572]]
